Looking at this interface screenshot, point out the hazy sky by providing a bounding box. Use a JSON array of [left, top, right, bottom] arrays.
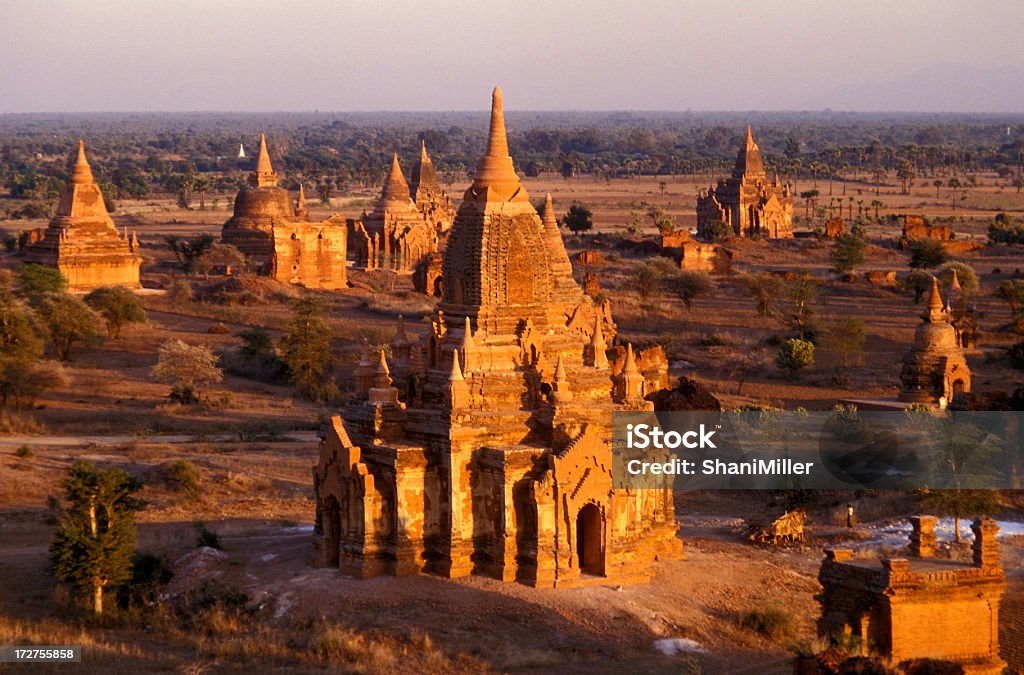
[[2, 0, 1022, 113]]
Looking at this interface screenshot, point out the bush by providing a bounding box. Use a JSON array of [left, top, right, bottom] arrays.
[[164, 459, 200, 499], [18, 264, 67, 297], [898, 270, 934, 304], [940, 261, 978, 295], [14, 445, 33, 458], [776, 339, 814, 374], [907, 238, 949, 269], [700, 333, 729, 347], [562, 203, 593, 235], [84, 286, 147, 339], [34, 293, 105, 360], [194, 524, 221, 549], [152, 339, 223, 402], [830, 233, 865, 275], [698, 219, 732, 243], [740, 606, 793, 639], [988, 212, 1024, 244]]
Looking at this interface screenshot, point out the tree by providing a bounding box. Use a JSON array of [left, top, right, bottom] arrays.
[[698, 219, 732, 243], [18, 264, 67, 298], [907, 238, 949, 269], [0, 358, 66, 410], [830, 233, 865, 275], [35, 293, 104, 361], [165, 234, 216, 274], [737, 273, 783, 319], [668, 271, 713, 311], [50, 461, 143, 614], [896, 161, 916, 195], [997, 280, 1024, 331], [940, 262, 978, 295], [776, 339, 814, 374], [988, 212, 1024, 245], [0, 288, 44, 362], [195, 242, 247, 277], [822, 315, 865, 368], [909, 413, 1003, 543], [278, 299, 335, 401], [562, 203, 593, 235], [152, 339, 223, 403], [84, 286, 147, 339], [898, 270, 935, 304], [629, 258, 679, 300], [779, 276, 819, 340]]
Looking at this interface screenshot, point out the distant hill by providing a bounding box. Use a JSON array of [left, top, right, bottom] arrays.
[[809, 64, 1024, 113]]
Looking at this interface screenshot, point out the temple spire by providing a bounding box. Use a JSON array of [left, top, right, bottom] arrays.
[[420, 139, 429, 162], [71, 140, 94, 185], [251, 133, 279, 187], [381, 153, 411, 202], [926, 276, 945, 322], [467, 86, 527, 201], [295, 183, 308, 218], [540, 193, 557, 228]]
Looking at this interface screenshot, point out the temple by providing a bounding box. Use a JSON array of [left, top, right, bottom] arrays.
[[409, 140, 455, 237], [221, 134, 347, 289], [899, 277, 971, 406], [817, 516, 1006, 672], [23, 141, 141, 291], [696, 127, 793, 238], [349, 154, 437, 272], [312, 87, 683, 587]]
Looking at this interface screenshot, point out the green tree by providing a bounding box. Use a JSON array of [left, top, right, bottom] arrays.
[[997, 280, 1024, 330], [152, 339, 223, 403], [898, 270, 934, 304], [822, 315, 865, 368], [84, 286, 147, 339], [562, 203, 593, 235], [698, 219, 732, 243], [668, 270, 713, 311], [279, 299, 335, 401], [50, 461, 143, 614], [830, 233, 865, 275], [18, 264, 67, 298], [776, 339, 815, 374], [0, 288, 44, 361], [907, 238, 949, 269], [35, 293, 104, 360], [164, 234, 216, 274], [940, 262, 978, 295]]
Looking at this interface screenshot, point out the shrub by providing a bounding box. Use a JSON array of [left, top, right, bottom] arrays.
[[740, 606, 793, 639], [940, 261, 978, 295], [164, 459, 200, 499], [907, 238, 949, 269], [830, 233, 865, 275], [194, 524, 221, 550], [898, 270, 934, 304], [152, 339, 223, 402], [14, 445, 33, 458], [18, 264, 67, 297], [698, 219, 732, 243], [776, 339, 814, 374], [700, 333, 729, 347], [84, 286, 147, 338], [34, 293, 104, 360]]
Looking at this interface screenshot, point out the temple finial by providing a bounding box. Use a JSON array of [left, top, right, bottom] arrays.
[[71, 140, 94, 184], [486, 86, 509, 159], [251, 133, 278, 187]]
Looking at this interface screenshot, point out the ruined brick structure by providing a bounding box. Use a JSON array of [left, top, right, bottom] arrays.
[[23, 141, 141, 291], [221, 134, 346, 289], [409, 141, 455, 238], [312, 87, 682, 587], [350, 154, 438, 272], [899, 277, 971, 405], [696, 127, 793, 239], [660, 226, 727, 273], [817, 516, 1006, 673], [413, 251, 444, 296]]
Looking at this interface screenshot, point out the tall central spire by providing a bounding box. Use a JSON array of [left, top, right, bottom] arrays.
[[251, 133, 279, 188], [71, 140, 94, 185], [381, 153, 411, 203], [467, 86, 528, 202]]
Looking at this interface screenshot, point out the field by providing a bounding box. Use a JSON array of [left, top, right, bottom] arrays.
[[1, 168, 1023, 673]]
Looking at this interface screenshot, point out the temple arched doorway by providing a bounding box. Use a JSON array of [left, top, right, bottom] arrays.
[[576, 503, 604, 576]]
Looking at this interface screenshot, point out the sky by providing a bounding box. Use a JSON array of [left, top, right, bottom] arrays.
[[1, 0, 1023, 113]]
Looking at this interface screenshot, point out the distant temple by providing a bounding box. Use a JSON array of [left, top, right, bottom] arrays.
[[23, 141, 141, 291], [349, 154, 437, 272], [312, 87, 682, 587], [696, 127, 793, 238], [899, 277, 971, 406], [409, 140, 455, 237], [237, 143, 246, 159], [221, 134, 347, 289]]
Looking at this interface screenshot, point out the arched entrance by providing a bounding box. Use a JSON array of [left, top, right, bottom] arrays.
[[322, 496, 341, 567], [576, 504, 604, 576], [952, 379, 966, 394]]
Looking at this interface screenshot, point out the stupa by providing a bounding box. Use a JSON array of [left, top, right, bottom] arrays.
[[23, 141, 141, 291], [899, 277, 971, 405], [313, 87, 682, 587], [221, 134, 347, 289]]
